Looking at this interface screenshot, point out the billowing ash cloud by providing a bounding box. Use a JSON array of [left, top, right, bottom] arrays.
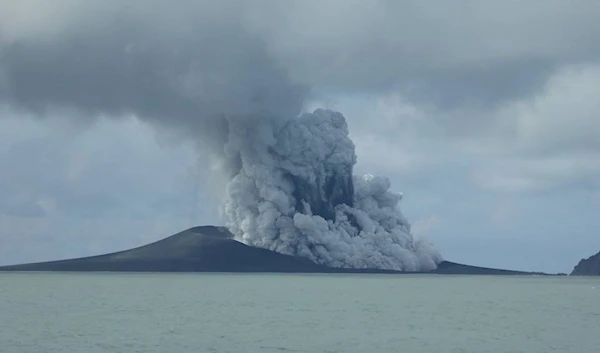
[[225, 109, 441, 270], [0, 0, 442, 270]]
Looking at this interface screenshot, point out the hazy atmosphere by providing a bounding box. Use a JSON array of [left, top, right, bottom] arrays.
[[1, 0, 600, 273]]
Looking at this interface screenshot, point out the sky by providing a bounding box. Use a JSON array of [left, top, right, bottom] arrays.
[[1, 0, 600, 273]]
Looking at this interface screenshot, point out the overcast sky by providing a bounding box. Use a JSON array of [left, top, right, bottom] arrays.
[[1, 0, 599, 273]]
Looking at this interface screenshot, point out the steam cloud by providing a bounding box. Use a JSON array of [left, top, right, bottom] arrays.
[[0, 1, 442, 271]]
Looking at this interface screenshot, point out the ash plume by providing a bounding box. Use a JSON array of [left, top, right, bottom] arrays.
[[0, 1, 442, 271], [224, 109, 441, 270]]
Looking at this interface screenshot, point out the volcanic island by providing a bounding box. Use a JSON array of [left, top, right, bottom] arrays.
[[0, 225, 557, 275]]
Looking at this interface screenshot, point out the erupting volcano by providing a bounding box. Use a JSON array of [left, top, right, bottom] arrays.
[[222, 109, 441, 271], [0, 6, 442, 272]]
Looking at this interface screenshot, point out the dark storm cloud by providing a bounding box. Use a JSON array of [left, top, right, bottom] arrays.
[[255, 0, 600, 107], [2, 0, 600, 119], [0, 1, 306, 146], [2, 28, 304, 117]]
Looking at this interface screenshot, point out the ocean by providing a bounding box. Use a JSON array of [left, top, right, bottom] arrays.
[[1, 273, 598, 353]]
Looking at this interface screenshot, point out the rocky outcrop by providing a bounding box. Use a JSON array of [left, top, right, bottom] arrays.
[[571, 251, 600, 276]]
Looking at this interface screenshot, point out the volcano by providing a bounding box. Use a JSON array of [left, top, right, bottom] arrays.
[[0, 226, 553, 275]]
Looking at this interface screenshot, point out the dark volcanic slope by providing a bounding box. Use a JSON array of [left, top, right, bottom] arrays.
[[571, 251, 600, 276], [0, 226, 329, 273], [0, 226, 551, 275], [433, 261, 546, 275]]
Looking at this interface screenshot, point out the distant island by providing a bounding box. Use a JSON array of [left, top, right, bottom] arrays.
[[0, 226, 559, 275], [571, 251, 600, 276]]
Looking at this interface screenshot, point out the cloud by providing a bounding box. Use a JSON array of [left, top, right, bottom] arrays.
[[511, 65, 600, 155], [0, 0, 306, 156], [2, 1, 600, 112], [464, 65, 600, 192], [258, 0, 600, 104]]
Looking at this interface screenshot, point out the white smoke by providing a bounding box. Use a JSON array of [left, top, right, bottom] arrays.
[[223, 109, 442, 271]]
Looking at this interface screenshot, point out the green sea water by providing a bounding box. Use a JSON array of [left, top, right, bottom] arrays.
[[1, 273, 599, 353]]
